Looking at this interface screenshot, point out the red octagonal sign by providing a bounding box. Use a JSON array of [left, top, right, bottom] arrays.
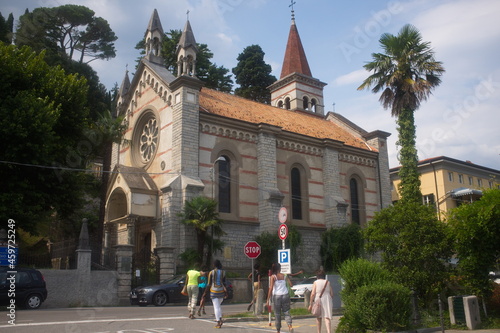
[[244, 241, 261, 259]]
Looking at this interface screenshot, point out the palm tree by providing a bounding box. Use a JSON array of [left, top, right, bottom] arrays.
[[358, 24, 445, 203], [179, 196, 225, 267]]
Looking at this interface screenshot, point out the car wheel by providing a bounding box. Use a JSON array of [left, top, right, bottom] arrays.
[[25, 294, 42, 309], [152, 291, 167, 306]]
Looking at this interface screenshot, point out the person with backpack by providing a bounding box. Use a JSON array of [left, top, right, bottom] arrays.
[[203, 259, 227, 328]]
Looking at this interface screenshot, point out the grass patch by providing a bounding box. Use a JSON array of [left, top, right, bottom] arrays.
[[225, 307, 310, 319]]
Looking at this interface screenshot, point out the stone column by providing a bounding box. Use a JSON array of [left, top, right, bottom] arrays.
[[257, 124, 283, 233], [364, 130, 392, 209], [76, 219, 91, 306], [156, 246, 176, 281], [322, 140, 344, 228], [114, 244, 134, 305]]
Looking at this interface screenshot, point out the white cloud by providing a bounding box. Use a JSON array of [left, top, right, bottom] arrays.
[[333, 69, 368, 87]]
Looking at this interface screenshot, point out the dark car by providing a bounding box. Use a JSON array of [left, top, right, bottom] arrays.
[[0, 267, 48, 309], [130, 275, 233, 306]]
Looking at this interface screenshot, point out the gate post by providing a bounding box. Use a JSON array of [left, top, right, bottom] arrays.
[[156, 246, 176, 280], [114, 244, 134, 305]]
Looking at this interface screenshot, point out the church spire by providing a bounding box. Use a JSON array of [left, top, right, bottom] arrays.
[[269, 3, 327, 115], [118, 67, 130, 97], [176, 18, 198, 77], [144, 9, 164, 64], [280, 9, 312, 79]]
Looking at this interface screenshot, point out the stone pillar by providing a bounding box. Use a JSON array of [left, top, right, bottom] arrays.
[[364, 131, 392, 209], [114, 244, 134, 305], [156, 246, 176, 280], [257, 124, 283, 233], [322, 140, 344, 228], [76, 219, 91, 306]]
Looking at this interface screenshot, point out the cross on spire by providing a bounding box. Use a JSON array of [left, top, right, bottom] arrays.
[[186, 9, 190, 20], [289, 0, 296, 20]]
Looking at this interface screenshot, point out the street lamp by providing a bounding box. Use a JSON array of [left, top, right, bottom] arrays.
[[210, 156, 226, 260]]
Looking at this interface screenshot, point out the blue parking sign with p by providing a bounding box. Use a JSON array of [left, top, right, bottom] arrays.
[[279, 249, 289, 263], [278, 249, 291, 274]]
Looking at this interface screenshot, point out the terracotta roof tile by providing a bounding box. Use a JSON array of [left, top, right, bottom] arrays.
[[280, 21, 312, 78], [199, 88, 376, 152]]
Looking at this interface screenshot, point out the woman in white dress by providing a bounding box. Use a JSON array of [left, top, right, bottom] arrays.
[[308, 270, 333, 333]]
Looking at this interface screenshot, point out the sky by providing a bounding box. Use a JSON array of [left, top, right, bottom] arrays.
[[3, 0, 500, 171]]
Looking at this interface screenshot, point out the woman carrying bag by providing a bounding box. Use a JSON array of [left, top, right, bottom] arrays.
[[308, 269, 334, 333]]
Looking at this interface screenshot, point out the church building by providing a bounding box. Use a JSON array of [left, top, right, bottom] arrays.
[[104, 9, 392, 277]]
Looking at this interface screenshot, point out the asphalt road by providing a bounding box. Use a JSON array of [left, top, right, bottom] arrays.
[[1, 303, 499, 333], [0, 303, 332, 333]]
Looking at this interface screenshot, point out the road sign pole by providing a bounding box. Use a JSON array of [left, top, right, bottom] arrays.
[[251, 258, 254, 306]]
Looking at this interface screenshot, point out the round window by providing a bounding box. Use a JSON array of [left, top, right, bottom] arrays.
[[132, 111, 159, 168]]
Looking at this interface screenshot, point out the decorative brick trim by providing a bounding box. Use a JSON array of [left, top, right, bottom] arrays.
[[339, 153, 376, 167], [200, 121, 258, 143], [277, 139, 323, 156]]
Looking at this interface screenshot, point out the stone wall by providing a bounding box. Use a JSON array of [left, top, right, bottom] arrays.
[[39, 269, 119, 308]]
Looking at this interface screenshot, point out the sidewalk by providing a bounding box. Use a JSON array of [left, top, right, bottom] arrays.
[[223, 303, 500, 332]]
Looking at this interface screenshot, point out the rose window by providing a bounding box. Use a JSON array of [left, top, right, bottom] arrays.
[[139, 118, 158, 163]]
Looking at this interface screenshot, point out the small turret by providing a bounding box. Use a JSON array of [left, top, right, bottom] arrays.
[[176, 19, 198, 77], [144, 9, 164, 65]]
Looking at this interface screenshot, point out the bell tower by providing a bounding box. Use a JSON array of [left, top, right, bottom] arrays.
[[269, 5, 327, 115]]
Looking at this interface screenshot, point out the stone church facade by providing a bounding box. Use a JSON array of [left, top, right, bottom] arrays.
[[104, 9, 391, 277]]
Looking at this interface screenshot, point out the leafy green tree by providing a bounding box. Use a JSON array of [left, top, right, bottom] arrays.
[[320, 224, 363, 272], [364, 202, 452, 302], [447, 188, 500, 299], [178, 196, 225, 267], [255, 231, 281, 274], [15, 5, 117, 64], [0, 12, 14, 43], [0, 44, 91, 233], [232, 44, 277, 104], [358, 25, 445, 203]]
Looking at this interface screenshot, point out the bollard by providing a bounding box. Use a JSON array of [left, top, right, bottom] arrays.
[[256, 289, 265, 314], [304, 289, 312, 309]]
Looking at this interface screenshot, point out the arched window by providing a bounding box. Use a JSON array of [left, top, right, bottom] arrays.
[[350, 178, 360, 225], [291, 167, 302, 220], [303, 96, 309, 110], [285, 97, 291, 110], [311, 99, 317, 113], [218, 156, 231, 213], [278, 100, 284, 108]]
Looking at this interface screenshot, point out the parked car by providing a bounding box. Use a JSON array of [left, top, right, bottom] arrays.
[[290, 276, 316, 301], [130, 274, 233, 306], [0, 267, 48, 309]]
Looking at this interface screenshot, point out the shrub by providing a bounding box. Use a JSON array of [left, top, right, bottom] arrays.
[[355, 282, 412, 331], [339, 258, 392, 297], [338, 258, 411, 332]]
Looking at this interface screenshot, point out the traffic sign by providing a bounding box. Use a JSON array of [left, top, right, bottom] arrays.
[[244, 241, 261, 259], [278, 224, 288, 240], [278, 249, 291, 274], [278, 207, 288, 223]]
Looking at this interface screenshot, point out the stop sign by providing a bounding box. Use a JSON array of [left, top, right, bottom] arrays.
[[244, 241, 261, 259]]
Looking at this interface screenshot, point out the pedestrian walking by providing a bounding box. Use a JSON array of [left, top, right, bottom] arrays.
[[203, 259, 227, 328], [185, 267, 201, 319], [247, 263, 261, 311], [266, 263, 294, 333], [308, 269, 334, 333]]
